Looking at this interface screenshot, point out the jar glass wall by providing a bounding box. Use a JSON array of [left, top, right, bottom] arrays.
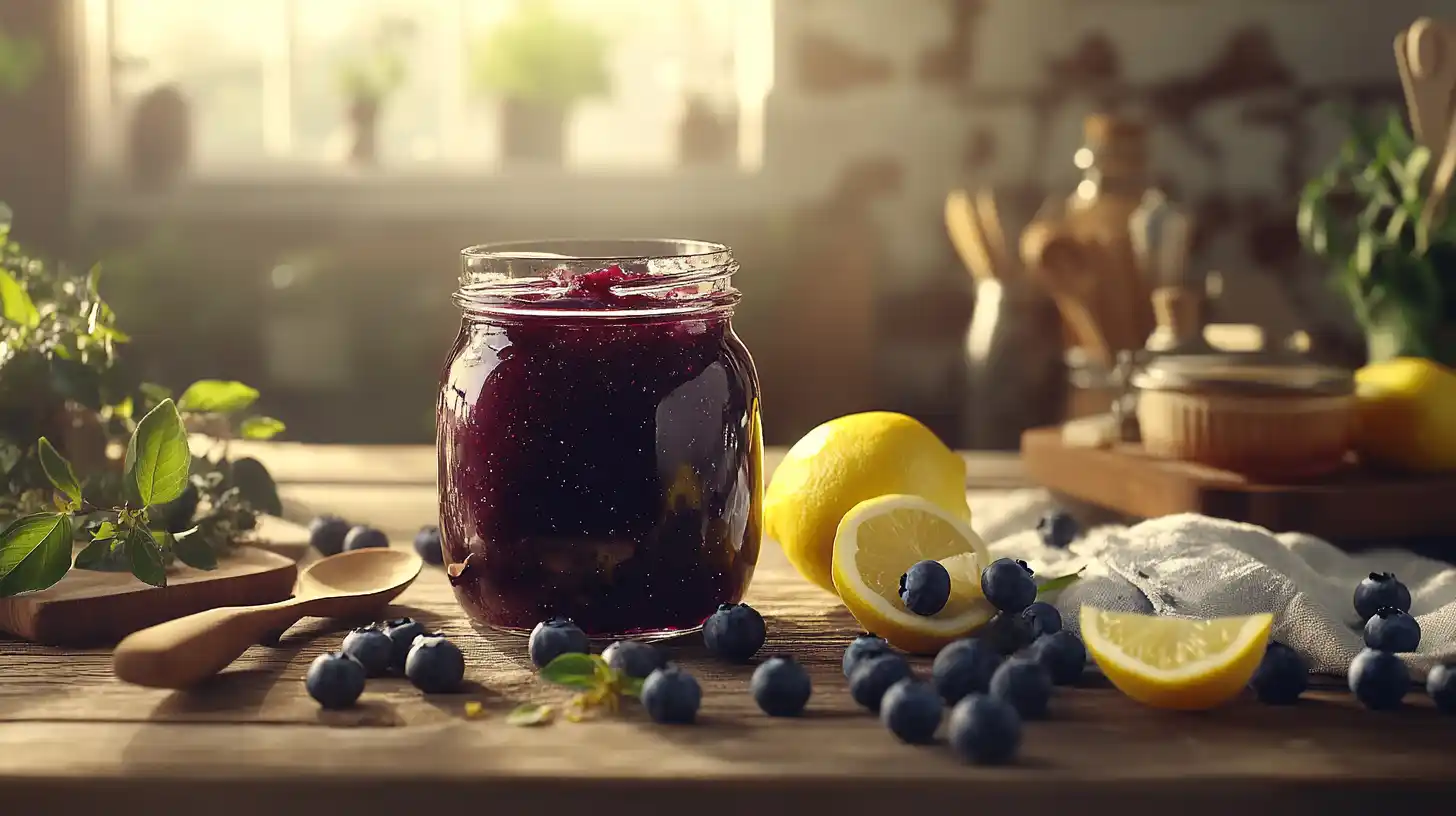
[[437, 239, 762, 638]]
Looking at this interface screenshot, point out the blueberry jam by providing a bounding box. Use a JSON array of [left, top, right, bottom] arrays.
[[437, 241, 762, 637]]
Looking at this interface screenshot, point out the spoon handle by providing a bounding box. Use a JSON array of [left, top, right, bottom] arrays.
[[112, 598, 307, 689]]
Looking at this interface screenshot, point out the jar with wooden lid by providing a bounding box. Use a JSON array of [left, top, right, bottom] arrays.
[[1130, 352, 1355, 480]]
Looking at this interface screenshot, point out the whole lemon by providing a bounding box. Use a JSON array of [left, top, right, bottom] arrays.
[[765, 412, 970, 593]]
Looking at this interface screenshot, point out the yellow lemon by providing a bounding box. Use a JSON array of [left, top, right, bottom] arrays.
[[831, 494, 995, 655], [1080, 607, 1272, 710], [1353, 357, 1456, 473], [766, 412, 970, 593]]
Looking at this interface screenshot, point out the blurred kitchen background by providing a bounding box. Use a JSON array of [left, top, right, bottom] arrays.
[[1, 0, 1449, 449]]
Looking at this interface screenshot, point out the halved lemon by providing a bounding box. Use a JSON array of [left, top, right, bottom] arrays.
[[1080, 606, 1273, 710], [831, 494, 996, 655]]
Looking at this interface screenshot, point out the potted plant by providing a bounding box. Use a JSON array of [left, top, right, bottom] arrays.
[[469, 0, 611, 166], [336, 16, 415, 167], [1298, 110, 1456, 367], [0, 205, 286, 595]]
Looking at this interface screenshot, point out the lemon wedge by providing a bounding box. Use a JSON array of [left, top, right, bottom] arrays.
[[831, 494, 996, 655], [1080, 607, 1273, 710]]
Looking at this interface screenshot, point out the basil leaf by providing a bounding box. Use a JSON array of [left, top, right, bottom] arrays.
[[177, 380, 259, 414], [1036, 567, 1085, 596], [74, 537, 120, 571], [505, 703, 555, 726], [124, 398, 190, 507], [230, 456, 282, 516], [171, 528, 217, 570], [239, 416, 286, 440], [0, 513, 74, 596], [539, 652, 599, 689], [124, 525, 167, 587], [37, 437, 82, 505], [0, 268, 39, 327]]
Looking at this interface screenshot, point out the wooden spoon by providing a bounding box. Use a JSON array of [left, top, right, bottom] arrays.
[[945, 188, 998, 284], [974, 188, 1016, 279], [113, 548, 423, 689]]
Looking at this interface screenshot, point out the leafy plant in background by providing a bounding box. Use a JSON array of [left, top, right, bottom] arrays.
[[0, 23, 43, 97], [1298, 109, 1456, 366], [469, 0, 611, 105], [0, 205, 285, 595], [335, 15, 416, 104]]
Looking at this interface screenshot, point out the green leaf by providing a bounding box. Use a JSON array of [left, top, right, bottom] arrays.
[[539, 652, 600, 689], [0, 513, 74, 596], [239, 416, 286, 440], [620, 675, 644, 698], [73, 537, 118, 570], [0, 268, 39, 328], [90, 520, 115, 540], [123, 525, 166, 587], [37, 437, 82, 505], [1036, 567, 1085, 596], [178, 380, 259, 414], [230, 456, 282, 516], [505, 703, 555, 726], [1354, 231, 1377, 278], [170, 528, 217, 570], [124, 398, 190, 507]]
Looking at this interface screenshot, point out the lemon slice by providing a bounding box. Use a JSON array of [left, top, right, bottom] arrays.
[[1080, 607, 1273, 710], [831, 494, 996, 655]]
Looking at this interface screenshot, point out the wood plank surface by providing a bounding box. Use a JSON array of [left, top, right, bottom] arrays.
[[2, 446, 1453, 814]]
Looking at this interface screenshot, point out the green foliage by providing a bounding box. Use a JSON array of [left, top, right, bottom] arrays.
[[0, 24, 43, 97], [336, 15, 415, 104], [0, 204, 287, 595], [1298, 109, 1456, 365], [469, 0, 611, 106]]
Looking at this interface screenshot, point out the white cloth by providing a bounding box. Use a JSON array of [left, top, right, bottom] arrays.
[[970, 489, 1456, 677]]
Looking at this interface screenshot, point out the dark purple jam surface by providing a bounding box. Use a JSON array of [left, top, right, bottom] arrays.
[[437, 266, 762, 636]]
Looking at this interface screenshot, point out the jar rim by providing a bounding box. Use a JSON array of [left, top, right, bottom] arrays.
[[455, 237, 739, 319]]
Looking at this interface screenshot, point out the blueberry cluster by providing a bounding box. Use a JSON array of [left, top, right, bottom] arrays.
[[1348, 572, 1418, 710], [307, 514, 444, 566], [306, 616, 466, 709]]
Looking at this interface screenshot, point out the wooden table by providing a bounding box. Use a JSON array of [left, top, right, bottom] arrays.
[[2, 445, 1453, 814]]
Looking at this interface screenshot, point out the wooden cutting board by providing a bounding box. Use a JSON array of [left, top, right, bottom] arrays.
[[0, 516, 308, 646], [1021, 426, 1456, 543]]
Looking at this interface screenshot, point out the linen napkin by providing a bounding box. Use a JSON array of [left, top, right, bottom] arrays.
[[968, 489, 1456, 676]]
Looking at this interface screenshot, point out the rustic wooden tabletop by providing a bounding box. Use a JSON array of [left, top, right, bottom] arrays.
[[1, 444, 1453, 814]]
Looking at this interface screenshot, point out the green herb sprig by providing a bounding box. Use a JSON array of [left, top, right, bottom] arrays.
[[532, 652, 644, 723], [0, 398, 205, 596]]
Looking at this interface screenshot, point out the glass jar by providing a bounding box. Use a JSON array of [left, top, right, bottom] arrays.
[[437, 239, 763, 638]]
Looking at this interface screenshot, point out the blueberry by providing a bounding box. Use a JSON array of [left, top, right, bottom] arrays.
[[989, 657, 1053, 719], [602, 640, 665, 679], [343, 525, 389, 551], [1348, 647, 1409, 710], [641, 664, 702, 724], [413, 525, 443, 565], [880, 679, 944, 744], [381, 617, 427, 671], [1027, 630, 1086, 686], [308, 515, 351, 556], [981, 558, 1037, 614], [1353, 572, 1411, 621], [702, 602, 766, 662], [528, 617, 590, 668], [305, 651, 366, 709], [405, 634, 466, 693], [1249, 642, 1308, 705], [982, 611, 1036, 655], [1427, 663, 1456, 714], [948, 694, 1022, 765], [1363, 607, 1421, 653], [931, 638, 1002, 703], [750, 655, 813, 717], [842, 633, 893, 678], [898, 560, 951, 616], [1036, 510, 1079, 549], [341, 625, 394, 677], [850, 653, 914, 712], [1020, 601, 1062, 638]]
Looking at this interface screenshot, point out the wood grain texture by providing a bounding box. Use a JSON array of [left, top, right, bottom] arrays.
[[2, 445, 1453, 812], [1022, 427, 1456, 543]]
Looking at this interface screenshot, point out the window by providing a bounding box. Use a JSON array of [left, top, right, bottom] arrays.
[[76, 0, 774, 176]]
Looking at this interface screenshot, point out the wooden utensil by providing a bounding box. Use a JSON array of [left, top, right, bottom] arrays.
[[945, 189, 998, 283], [1021, 222, 1114, 366], [1399, 19, 1456, 242], [974, 188, 1015, 278], [112, 548, 423, 689]]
